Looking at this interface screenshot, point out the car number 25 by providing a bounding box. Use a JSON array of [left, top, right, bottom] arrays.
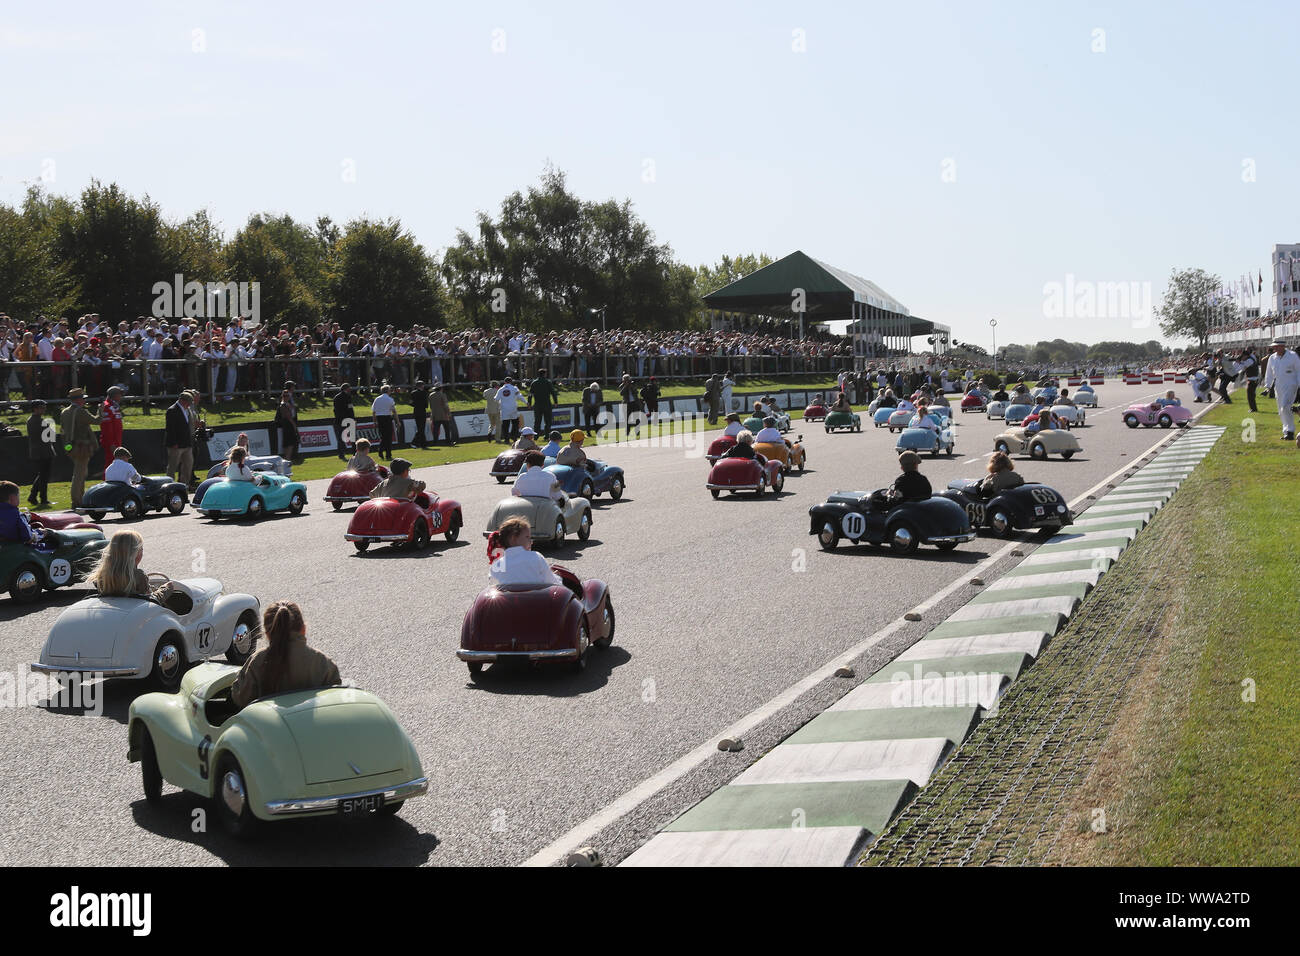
[[840, 512, 867, 539], [47, 558, 73, 585]]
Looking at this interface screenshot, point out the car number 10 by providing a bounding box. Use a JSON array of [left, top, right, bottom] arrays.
[[841, 513, 867, 539]]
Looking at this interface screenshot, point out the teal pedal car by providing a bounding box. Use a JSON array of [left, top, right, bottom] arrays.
[[2, 529, 108, 604], [195, 474, 308, 520], [824, 410, 861, 433], [128, 662, 428, 836]]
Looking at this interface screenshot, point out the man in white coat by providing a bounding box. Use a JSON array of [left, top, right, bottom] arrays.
[[720, 372, 735, 415], [1262, 338, 1300, 440], [495, 377, 523, 443]]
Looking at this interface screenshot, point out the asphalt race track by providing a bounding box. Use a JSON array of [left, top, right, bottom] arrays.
[[0, 384, 1216, 866]]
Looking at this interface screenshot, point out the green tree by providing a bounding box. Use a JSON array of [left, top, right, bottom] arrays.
[[1158, 267, 1229, 348], [0, 187, 79, 320], [225, 214, 329, 327], [327, 218, 445, 329]]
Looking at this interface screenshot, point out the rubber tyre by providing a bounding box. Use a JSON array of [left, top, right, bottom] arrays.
[[936, 540, 959, 551], [139, 725, 163, 805], [214, 753, 257, 838], [995, 440, 1010, 455], [1124, 415, 1139, 429], [570, 621, 589, 673], [225, 611, 259, 664], [332, 500, 343, 512], [288, 492, 306, 515], [467, 661, 484, 681], [8, 563, 44, 603], [354, 540, 369, 552], [553, 518, 565, 547], [990, 511, 1014, 538], [889, 523, 920, 556], [1158, 414, 1172, 428], [610, 477, 624, 501], [799, 455, 805, 473], [150, 635, 185, 692], [120, 498, 141, 520], [166, 493, 186, 515], [817, 523, 839, 551], [771, 472, 784, 494], [1060, 450, 1075, 460], [577, 510, 592, 541], [595, 599, 616, 649], [496, 476, 507, 484], [580, 481, 594, 501], [1030, 442, 1048, 461], [246, 496, 264, 519], [445, 521, 460, 542], [412, 520, 430, 550], [88, 511, 106, 522], [710, 489, 720, 499]]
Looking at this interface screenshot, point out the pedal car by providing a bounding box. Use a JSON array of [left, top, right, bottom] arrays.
[[1123, 402, 1192, 429], [993, 426, 1081, 460], [986, 400, 1007, 420], [2, 528, 107, 603], [886, 408, 913, 432], [803, 402, 828, 422], [78, 476, 189, 522], [346, 491, 463, 552], [127, 662, 428, 836], [1004, 403, 1033, 425], [938, 478, 1073, 537], [808, 491, 975, 555], [960, 392, 987, 413], [546, 459, 626, 501], [457, 565, 615, 679], [29, 510, 101, 532], [324, 465, 389, 510], [32, 575, 259, 689], [824, 410, 861, 433], [742, 415, 766, 432], [754, 436, 806, 474], [196, 473, 308, 519], [485, 494, 593, 547], [705, 435, 737, 464], [1051, 404, 1086, 428], [873, 407, 897, 427], [490, 449, 529, 483], [1031, 385, 1059, 404], [706, 455, 784, 497], [895, 420, 956, 457], [1073, 385, 1099, 407]]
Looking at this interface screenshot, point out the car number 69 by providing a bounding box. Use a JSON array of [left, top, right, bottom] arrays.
[[966, 503, 986, 525], [1030, 488, 1055, 504], [841, 513, 866, 539]]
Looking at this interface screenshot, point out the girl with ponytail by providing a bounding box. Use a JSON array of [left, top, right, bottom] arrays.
[[486, 516, 560, 588], [231, 601, 342, 709]]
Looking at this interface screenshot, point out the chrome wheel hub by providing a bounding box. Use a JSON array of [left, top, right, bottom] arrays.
[[221, 770, 246, 816], [15, 570, 40, 595], [232, 623, 253, 654], [991, 513, 1010, 534], [156, 644, 180, 679], [892, 527, 913, 548]]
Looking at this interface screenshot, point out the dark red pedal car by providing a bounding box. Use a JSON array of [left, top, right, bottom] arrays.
[[803, 402, 828, 421], [706, 455, 784, 498], [705, 435, 737, 464], [456, 566, 615, 680], [324, 465, 389, 511], [29, 510, 102, 532], [345, 491, 462, 552]]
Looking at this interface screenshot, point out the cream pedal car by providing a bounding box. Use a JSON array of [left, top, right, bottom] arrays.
[[993, 426, 1081, 461], [128, 662, 427, 837], [485, 494, 593, 547], [31, 575, 260, 691]]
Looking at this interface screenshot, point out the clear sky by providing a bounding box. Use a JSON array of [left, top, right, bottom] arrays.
[[2, 0, 1294, 348]]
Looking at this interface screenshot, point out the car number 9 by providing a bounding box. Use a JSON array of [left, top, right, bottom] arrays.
[[841, 513, 866, 539]]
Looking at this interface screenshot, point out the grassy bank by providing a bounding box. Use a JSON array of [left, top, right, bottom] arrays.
[[1056, 397, 1300, 864]]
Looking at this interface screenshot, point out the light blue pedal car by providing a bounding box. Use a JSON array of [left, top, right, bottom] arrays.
[[872, 407, 896, 427], [1004, 403, 1033, 425], [195, 474, 308, 520], [894, 414, 956, 457]]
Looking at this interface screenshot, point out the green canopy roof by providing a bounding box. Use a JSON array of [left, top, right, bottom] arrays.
[[703, 250, 916, 323]]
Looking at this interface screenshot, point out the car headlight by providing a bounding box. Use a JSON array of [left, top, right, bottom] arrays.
[[1057, 504, 1066, 513]]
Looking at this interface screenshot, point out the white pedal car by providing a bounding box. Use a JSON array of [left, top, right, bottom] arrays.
[[485, 494, 594, 547], [986, 400, 1007, 420], [31, 576, 260, 691], [1073, 388, 1099, 407], [1051, 405, 1086, 428]]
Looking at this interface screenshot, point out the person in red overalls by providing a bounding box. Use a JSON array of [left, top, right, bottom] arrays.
[[99, 386, 124, 478]]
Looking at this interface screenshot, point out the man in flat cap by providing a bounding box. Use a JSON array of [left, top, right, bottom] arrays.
[[60, 387, 101, 508]]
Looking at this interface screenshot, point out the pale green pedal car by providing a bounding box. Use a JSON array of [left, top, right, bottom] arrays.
[[128, 662, 428, 836]]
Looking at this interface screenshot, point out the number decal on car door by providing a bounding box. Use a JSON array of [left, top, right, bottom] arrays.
[[197, 625, 213, 651], [431, 511, 442, 531], [966, 502, 986, 525], [198, 735, 213, 780], [47, 558, 72, 585], [841, 513, 867, 539], [1030, 488, 1055, 504]]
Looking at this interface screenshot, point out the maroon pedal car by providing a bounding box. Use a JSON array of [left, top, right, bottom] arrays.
[[456, 566, 615, 680], [489, 449, 528, 483], [705, 434, 737, 464], [706, 455, 784, 498], [803, 402, 828, 421], [29, 510, 102, 532], [324, 465, 390, 511], [345, 491, 463, 552]]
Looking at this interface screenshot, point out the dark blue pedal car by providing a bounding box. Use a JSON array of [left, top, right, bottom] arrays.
[[77, 477, 189, 522]]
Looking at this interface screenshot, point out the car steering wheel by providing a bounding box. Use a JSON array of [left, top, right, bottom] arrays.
[[147, 572, 171, 588]]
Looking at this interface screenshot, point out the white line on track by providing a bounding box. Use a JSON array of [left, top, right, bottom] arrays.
[[520, 397, 1218, 867]]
